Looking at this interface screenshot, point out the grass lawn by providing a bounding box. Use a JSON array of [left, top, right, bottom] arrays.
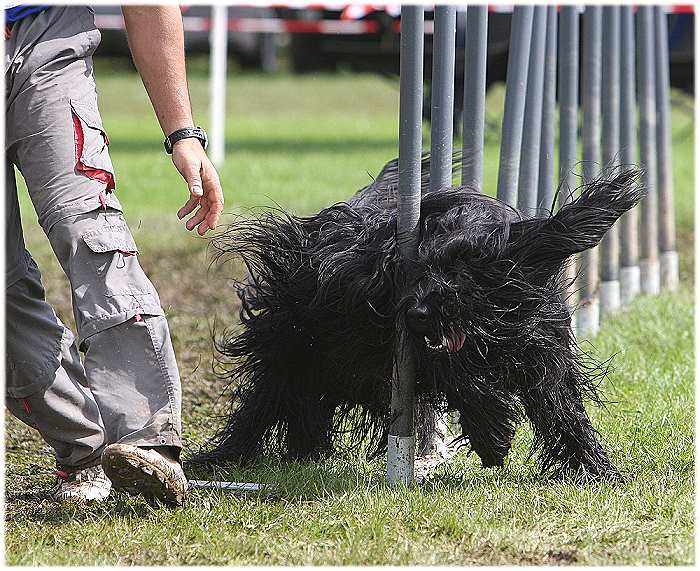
[[4, 63, 695, 565]]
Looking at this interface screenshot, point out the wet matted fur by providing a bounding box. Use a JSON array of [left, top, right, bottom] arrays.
[[195, 156, 643, 481]]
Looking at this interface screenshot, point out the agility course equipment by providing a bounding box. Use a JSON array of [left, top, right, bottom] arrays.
[[386, 4, 679, 485]]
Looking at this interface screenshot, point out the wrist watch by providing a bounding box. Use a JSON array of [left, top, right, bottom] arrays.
[[164, 127, 208, 154]]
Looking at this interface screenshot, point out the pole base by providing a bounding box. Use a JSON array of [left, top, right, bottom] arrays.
[[640, 259, 661, 295], [620, 265, 641, 305], [387, 435, 415, 486], [576, 297, 599, 338], [599, 280, 621, 315], [448, 410, 461, 438], [660, 251, 680, 291]]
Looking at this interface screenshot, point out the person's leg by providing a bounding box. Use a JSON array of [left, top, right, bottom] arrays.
[[5, 164, 108, 494], [6, 261, 107, 471], [6, 6, 185, 504]]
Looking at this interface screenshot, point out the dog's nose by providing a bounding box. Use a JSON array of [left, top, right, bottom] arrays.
[[406, 305, 432, 333]]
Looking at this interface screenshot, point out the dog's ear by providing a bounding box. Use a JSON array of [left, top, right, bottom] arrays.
[[505, 168, 644, 281]]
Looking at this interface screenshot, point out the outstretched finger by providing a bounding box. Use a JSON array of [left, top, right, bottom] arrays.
[[185, 204, 208, 231], [178, 194, 200, 219]]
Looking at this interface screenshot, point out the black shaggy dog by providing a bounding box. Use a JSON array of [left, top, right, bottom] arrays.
[[197, 156, 643, 481]]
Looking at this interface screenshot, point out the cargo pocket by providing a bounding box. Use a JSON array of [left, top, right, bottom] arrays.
[[70, 95, 116, 191], [71, 213, 164, 345]]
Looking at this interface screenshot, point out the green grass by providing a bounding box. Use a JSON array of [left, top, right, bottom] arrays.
[[6, 65, 694, 565]]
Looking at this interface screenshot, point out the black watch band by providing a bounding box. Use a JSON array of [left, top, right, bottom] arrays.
[[164, 127, 208, 154]]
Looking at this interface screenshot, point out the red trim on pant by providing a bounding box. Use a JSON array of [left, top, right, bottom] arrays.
[[72, 112, 115, 191]]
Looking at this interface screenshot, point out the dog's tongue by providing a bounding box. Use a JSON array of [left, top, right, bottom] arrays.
[[447, 331, 466, 353]]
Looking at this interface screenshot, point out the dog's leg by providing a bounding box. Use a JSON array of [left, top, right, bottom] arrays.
[[440, 378, 519, 468], [518, 374, 620, 480], [454, 389, 520, 468], [285, 397, 336, 461], [192, 379, 282, 465]]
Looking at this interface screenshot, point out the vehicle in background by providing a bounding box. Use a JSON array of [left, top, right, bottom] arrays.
[[93, 5, 693, 93]]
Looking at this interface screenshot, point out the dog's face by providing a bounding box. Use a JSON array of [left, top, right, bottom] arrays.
[[401, 192, 521, 357]]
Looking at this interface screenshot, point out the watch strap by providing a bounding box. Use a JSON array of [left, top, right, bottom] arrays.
[[164, 127, 207, 154]]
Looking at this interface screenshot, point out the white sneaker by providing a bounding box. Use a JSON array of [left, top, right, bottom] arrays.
[[51, 465, 112, 502], [102, 444, 188, 507]]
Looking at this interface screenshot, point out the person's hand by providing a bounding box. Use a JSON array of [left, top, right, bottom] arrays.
[[172, 138, 224, 235]]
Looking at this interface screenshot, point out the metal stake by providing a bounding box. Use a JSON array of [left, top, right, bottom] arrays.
[[388, 5, 424, 486], [600, 6, 622, 315], [496, 6, 534, 206]]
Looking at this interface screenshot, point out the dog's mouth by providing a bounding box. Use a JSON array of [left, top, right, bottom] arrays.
[[423, 330, 466, 353]]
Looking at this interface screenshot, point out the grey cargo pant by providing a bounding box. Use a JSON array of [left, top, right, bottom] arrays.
[[5, 6, 182, 470]]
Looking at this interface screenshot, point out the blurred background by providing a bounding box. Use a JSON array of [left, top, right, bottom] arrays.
[[94, 4, 694, 90]]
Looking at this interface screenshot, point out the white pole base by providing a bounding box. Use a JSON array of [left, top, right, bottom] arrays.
[[640, 259, 661, 295], [576, 297, 599, 339], [660, 250, 680, 291], [620, 265, 641, 305], [448, 410, 461, 438], [387, 434, 415, 485], [599, 280, 621, 315]]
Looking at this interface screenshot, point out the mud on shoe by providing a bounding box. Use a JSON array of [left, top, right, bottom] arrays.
[[51, 464, 112, 503], [102, 444, 188, 507]]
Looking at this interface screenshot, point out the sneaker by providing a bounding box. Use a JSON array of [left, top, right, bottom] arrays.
[[101, 444, 188, 507], [51, 464, 112, 502]]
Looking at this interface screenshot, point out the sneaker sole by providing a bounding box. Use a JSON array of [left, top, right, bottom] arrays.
[[102, 447, 187, 507]]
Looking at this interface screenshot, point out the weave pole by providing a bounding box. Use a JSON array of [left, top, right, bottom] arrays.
[[599, 6, 621, 315], [429, 5, 457, 191], [619, 6, 640, 305], [558, 5, 580, 315], [577, 6, 602, 338], [421, 5, 457, 452], [496, 6, 534, 206], [209, 4, 228, 166], [536, 5, 557, 215], [654, 6, 679, 291], [637, 6, 660, 295], [388, 5, 424, 486], [461, 5, 487, 189], [516, 6, 547, 215]]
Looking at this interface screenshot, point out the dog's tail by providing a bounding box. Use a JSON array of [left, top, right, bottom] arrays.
[[506, 168, 645, 280]]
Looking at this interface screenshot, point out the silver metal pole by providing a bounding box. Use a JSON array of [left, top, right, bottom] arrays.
[[516, 6, 547, 216], [430, 5, 457, 192], [599, 6, 621, 315], [461, 5, 487, 189], [422, 4, 457, 458], [638, 6, 660, 295], [209, 4, 228, 166], [558, 6, 580, 317], [496, 6, 534, 206], [577, 5, 602, 338], [654, 6, 679, 291], [619, 6, 640, 304], [388, 5, 424, 487], [537, 5, 557, 215]]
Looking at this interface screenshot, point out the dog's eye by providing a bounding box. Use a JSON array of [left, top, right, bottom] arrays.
[[443, 297, 460, 318]]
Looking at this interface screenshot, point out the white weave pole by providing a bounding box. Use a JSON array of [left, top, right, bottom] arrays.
[[209, 4, 228, 166]]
